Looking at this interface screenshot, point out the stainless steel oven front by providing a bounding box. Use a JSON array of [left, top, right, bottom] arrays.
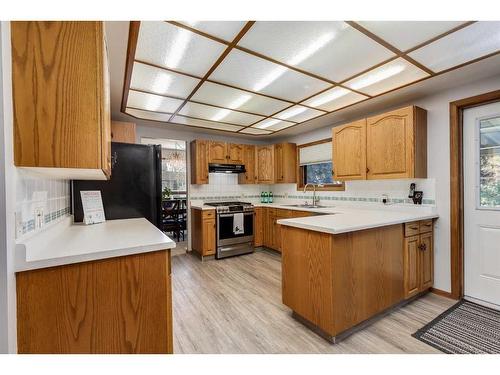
[[216, 211, 254, 259]]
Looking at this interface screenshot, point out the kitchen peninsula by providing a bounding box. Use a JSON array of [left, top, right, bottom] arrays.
[[278, 209, 437, 342]]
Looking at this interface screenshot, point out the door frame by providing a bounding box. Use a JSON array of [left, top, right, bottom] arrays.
[[449, 89, 500, 299]]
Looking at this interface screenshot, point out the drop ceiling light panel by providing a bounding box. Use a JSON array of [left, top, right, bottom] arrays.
[[127, 90, 184, 113], [358, 21, 465, 51], [171, 115, 243, 132], [252, 118, 295, 132], [408, 21, 500, 72], [130, 62, 200, 98], [126, 108, 173, 122], [239, 127, 272, 135], [209, 49, 330, 101], [191, 81, 291, 115], [177, 21, 246, 42], [238, 21, 395, 82], [302, 87, 368, 111], [344, 58, 429, 97], [274, 105, 324, 122], [178, 101, 265, 125], [135, 21, 226, 76]]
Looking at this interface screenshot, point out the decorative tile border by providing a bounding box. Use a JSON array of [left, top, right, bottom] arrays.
[[21, 206, 70, 236], [190, 193, 435, 206]]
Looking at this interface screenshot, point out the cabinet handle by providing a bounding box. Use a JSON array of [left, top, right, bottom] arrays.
[[410, 226, 418, 230], [366, 167, 370, 173], [419, 243, 427, 251], [332, 170, 335, 176]]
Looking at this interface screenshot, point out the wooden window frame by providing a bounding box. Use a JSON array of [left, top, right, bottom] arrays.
[[449, 89, 500, 300], [296, 138, 345, 192]]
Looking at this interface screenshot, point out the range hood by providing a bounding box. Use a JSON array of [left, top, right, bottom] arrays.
[[209, 163, 246, 174]]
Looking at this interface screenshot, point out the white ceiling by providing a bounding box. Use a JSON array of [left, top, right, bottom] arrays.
[[106, 21, 500, 139]]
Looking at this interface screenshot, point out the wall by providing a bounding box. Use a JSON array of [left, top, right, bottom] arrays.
[[282, 75, 500, 293], [0, 21, 16, 353]]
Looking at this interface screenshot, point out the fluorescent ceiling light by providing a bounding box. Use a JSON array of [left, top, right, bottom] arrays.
[[210, 94, 252, 121], [151, 73, 172, 93], [144, 95, 164, 111], [255, 118, 280, 129], [288, 32, 336, 65], [164, 28, 192, 69], [253, 32, 336, 92], [278, 106, 307, 120], [309, 87, 349, 107], [348, 65, 406, 90], [211, 108, 232, 121], [253, 66, 287, 92]]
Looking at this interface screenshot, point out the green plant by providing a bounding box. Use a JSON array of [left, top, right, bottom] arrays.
[[162, 186, 172, 201]]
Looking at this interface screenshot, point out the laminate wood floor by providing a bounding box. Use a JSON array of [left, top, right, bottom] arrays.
[[172, 249, 456, 354]]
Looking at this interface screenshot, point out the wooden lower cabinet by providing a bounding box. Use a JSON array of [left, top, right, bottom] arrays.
[[254, 207, 264, 247], [16, 250, 173, 353], [191, 208, 216, 257], [281, 224, 404, 339], [257, 208, 314, 252], [403, 221, 434, 298]]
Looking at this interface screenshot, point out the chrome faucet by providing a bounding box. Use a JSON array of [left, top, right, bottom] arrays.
[[303, 183, 320, 206]]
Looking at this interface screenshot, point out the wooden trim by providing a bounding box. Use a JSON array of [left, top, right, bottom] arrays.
[[296, 138, 345, 191], [168, 22, 256, 122], [430, 287, 456, 300], [449, 89, 500, 300], [120, 21, 140, 113]]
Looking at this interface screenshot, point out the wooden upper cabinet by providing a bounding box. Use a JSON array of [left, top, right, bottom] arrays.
[[274, 143, 297, 183], [366, 106, 427, 180], [11, 21, 111, 180], [190, 139, 209, 184], [256, 145, 275, 184], [208, 141, 228, 164], [111, 121, 136, 144], [238, 144, 256, 184], [332, 119, 367, 181], [227, 143, 244, 164]]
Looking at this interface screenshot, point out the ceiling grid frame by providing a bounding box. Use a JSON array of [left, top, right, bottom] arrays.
[[121, 20, 500, 136]]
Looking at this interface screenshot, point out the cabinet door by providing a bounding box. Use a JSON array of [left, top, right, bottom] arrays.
[[256, 146, 274, 183], [332, 119, 366, 180], [227, 143, 244, 164], [209, 141, 228, 163], [202, 218, 216, 256], [404, 235, 420, 298], [239, 144, 255, 184], [275, 144, 284, 183], [419, 232, 433, 291], [254, 208, 263, 247], [111, 121, 136, 144], [190, 140, 209, 184], [366, 106, 414, 179]]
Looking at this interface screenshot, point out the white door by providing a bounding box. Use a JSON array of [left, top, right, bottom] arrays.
[[464, 101, 500, 309]]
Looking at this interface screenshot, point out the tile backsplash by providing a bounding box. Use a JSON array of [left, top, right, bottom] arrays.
[[190, 176, 436, 206], [15, 170, 71, 239]]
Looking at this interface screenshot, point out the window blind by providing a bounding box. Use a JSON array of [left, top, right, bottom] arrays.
[[299, 141, 332, 166]]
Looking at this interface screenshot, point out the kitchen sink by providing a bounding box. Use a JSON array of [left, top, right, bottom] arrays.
[[283, 204, 330, 209]]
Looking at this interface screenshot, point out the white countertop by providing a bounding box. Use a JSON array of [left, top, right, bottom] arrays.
[[15, 217, 176, 272], [276, 206, 438, 235]]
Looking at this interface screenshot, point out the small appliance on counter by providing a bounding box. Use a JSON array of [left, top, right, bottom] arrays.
[[204, 201, 255, 259], [72, 142, 162, 228]]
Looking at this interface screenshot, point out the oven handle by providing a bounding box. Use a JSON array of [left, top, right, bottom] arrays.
[[218, 212, 254, 218]]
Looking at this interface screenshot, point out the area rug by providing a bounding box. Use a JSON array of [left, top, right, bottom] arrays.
[[412, 299, 500, 354]]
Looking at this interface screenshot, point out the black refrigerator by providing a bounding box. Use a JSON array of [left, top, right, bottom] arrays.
[[72, 142, 162, 228]]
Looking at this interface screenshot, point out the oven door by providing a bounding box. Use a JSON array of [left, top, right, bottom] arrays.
[[217, 212, 254, 247]]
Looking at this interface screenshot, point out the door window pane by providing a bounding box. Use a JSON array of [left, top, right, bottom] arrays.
[[479, 117, 500, 208]]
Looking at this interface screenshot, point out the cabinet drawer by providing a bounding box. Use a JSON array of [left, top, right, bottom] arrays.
[[202, 210, 215, 219], [404, 222, 420, 237], [420, 220, 433, 233]]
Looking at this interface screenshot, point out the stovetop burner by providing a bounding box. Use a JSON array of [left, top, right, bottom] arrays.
[[205, 201, 252, 207]]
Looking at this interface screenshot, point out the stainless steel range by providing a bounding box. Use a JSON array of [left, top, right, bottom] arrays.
[[204, 201, 254, 259]]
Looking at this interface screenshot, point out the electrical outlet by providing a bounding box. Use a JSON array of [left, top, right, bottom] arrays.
[[15, 211, 23, 238], [34, 206, 44, 229], [284, 192, 288, 199]]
